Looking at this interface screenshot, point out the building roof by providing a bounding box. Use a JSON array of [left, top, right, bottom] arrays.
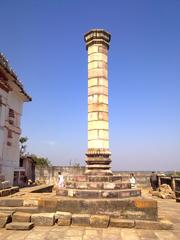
[[0, 52, 32, 101]]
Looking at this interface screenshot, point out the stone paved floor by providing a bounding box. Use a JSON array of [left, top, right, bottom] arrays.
[[0, 190, 180, 240]]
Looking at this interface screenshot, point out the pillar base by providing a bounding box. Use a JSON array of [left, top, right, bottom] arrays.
[[85, 148, 112, 176]]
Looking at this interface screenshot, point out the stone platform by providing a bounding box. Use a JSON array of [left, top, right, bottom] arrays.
[[55, 174, 158, 223]]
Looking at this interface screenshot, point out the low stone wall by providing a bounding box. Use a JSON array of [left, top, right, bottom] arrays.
[[35, 166, 154, 188], [35, 166, 85, 185]]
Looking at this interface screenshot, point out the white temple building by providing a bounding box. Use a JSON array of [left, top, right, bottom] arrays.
[[0, 53, 31, 184]]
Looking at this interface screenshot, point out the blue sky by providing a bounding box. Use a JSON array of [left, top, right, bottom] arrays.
[[1, 0, 180, 170]]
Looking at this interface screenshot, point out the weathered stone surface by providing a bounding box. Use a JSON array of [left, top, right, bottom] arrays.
[[31, 213, 55, 226], [72, 214, 90, 226], [6, 222, 34, 230], [12, 212, 31, 222], [0, 213, 11, 228], [1, 181, 11, 189], [38, 199, 57, 212], [159, 219, 174, 230], [0, 199, 23, 207], [23, 199, 38, 207], [55, 211, 71, 226], [10, 186, 19, 194], [57, 198, 157, 220], [103, 182, 115, 190], [1, 189, 10, 196], [110, 218, 135, 228], [90, 215, 109, 228], [135, 219, 173, 230]]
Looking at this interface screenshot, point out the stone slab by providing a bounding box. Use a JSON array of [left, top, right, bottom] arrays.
[[12, 212, 31, 222], [135, 219, 173, 230], [57, 188, 141, 199], [57, 198, 157, 220], [90, 215, 109, 228], [38, 199, 57, 212], [6, 222, 34, 230], [55, 211, 72, 226], [0, 206, 39, 213], [72, 214, 90, 226], [0, 199, 23, 207], [0, 213, 12, 228], [110, 218, 135, 228], [31, 213, 55, 226]]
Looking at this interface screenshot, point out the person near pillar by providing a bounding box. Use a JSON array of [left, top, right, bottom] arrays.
[[150, 172, 158, 191], [57, 172, 64, 188], [129, 173, 136, 188]]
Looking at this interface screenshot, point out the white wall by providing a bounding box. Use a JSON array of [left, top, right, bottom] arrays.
[[0, 87, 24, 184]]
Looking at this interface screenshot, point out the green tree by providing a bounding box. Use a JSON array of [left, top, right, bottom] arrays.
[[19, 136, 28, 156], [30, 154, 51, 167]]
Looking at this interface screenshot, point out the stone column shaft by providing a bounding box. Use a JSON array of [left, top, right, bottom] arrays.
[[84, 29, 112, 175]]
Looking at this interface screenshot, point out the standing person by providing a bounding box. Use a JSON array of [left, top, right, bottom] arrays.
[[58, 172, 64, 188], [129, 173, 136, 188], [150, 172, 157, 191]]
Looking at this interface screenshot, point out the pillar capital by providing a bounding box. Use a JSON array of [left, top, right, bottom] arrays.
[[84, 29, 111, 50]]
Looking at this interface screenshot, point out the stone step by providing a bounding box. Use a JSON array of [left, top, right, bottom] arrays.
[[66, 175, 123, 182], [0, 212, 12, 228], [0, 206, 39, 213], [65, 181, 131, 190], [56, 188, 141, 198], [0, 186, 19, 197], [55, 197, 157, 220], [0, 181, 11, 190], [6, 222, 34, 230], [0, 198, 23, 207]]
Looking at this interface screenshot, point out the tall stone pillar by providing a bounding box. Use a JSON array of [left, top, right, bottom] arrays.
[[84, 29, 112, 175]]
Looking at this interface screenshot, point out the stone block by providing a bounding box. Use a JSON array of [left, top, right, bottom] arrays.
[[98, 95, 108, 104], [72, 214, 90, 226], [88, 85, 108, 96], [102, 190, 118, 198], [103, 182, 115, 190], [73, 190, 100, 198], [88, 182, 103, 189], [10, 186, 19, 194], [0, 213, 12, 228], [31, 213, 55, 226], [110, 218, 135, 228], [12, 212, 31, 222], [0, 199, 23, 207], [99, 78, 108, 87], [88, 103, 108, 113], [55, 211, 72, 226], [88, 130, 98, 140], [6, 222, 34, 230], [159, 219, 174, 230], [90, 215, 109, 228], [76, 182, 88, 189], [68, 189, 74, 197], [88, 78, 98, 88], [56, 189, 68, 196], [88, 45, 99, 54], [38, 199, 58, 212], [2, 181, 11, 189], [88, 53, 107, 63], [1, 189, 10, 196], [23, 199, 38, 207], [135, 219, 173, 230], [88, 139, 109, 149], [98, 129, 109, 140]]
